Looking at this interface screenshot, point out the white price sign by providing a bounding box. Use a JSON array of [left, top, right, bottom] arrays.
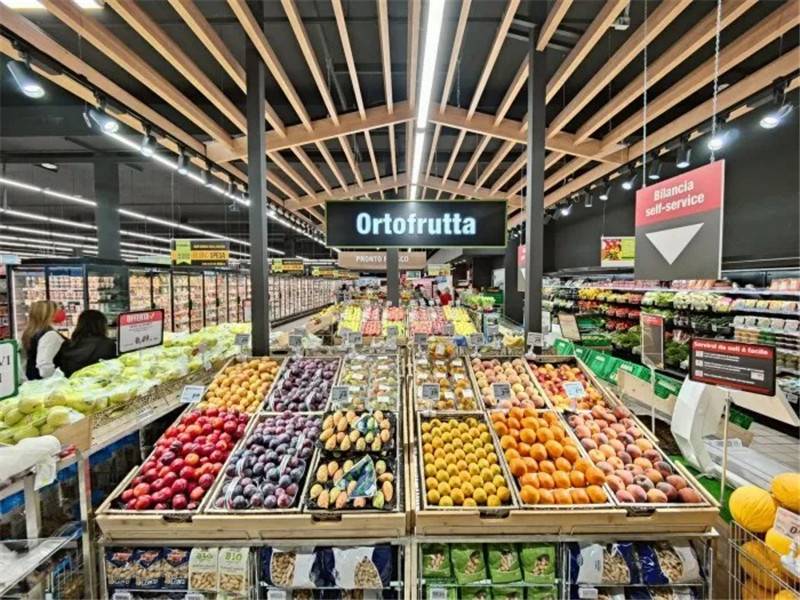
[[774, 506, 800, 542], [486, 324, 499, 337], [117, 309, 165, 354], [563, 381, 586, 399], [492, 382, 512, 402], [180, 385, 206, 404], [421, 383, 440, 402], [468, 333, 484, 348], [0, 340, 19, 400], [527, 332, 543, 347], [331, 385, 350, 406], [289, 334, 303, 350], [443, 322, 455, 336], [386, 325, 399, 338], [414, 333, 428, 346], [234, 333, 250, 347]]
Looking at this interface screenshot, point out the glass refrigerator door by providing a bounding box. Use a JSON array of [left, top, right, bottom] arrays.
[[0, 265, 8, 339], [203, 272, 217, 326], [46, 266, 85, 335], [189, 273, 204, 332], [172, 273, 190, 332], [128, 269, 152, 311], [11, 267, 47, 341], [153, 271, 172, 331], [227, 274, 238, 323], [237, 274, 247, 321], [217, 273, 228, 323], [87, 264, 130, 328]]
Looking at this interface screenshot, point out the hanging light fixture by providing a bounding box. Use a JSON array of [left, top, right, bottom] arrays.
[[584, 190, 593, 208], [621, 171, 639, 191], [760, 104, 792, 129], [676, 138, 692, 169], [140, 127, 155, 157], [648, 157, 663, 180], [598, 182, 610, 201], [7, 58, 45, 98], [707, 126, 727, 151], [177, 149, 189, 175]]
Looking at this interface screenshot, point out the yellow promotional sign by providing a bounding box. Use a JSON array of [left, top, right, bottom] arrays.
[[171, 240, 230, 266]]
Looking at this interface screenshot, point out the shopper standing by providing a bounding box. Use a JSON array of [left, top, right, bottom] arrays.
[[21, 300, 65, 380], [438, 287, 453, 306], [55, 310, 117, 377]]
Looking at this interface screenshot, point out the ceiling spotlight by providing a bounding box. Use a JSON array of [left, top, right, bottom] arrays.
[[599, 184, 610, 201], [200, 168, 210, 187], [85, 107, 119, 133], [648, 158, 663, 180], [584, 191, 593, 208], [621, 171, 639, 191], [177, 149, 189, 175], [141, 128, 155, 157], [560, 202, 572, 217], [676, 139, 692, 169], [39, 162, 58, 172], [7, 59, 45, 99], [707, 129, 727, 151], [543, 213, 552, 225], [760, 104, 792, 129]]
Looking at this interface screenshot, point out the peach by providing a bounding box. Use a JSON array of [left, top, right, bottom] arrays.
[[646, 488, 669, 503], [614, 406, 631, 419], [567, 415, 583, 428], [635, 438, 653, 452], [596, 461, 614, 476], [618, 451, 632, 465], [626, 444, 642, 459], [626, 464, 644, 476], [609, 439, 625, 454], [606, 475, 624, 493], [616, 489, 635, 503], [602, 427, 619, 440], [592, 432, 609, 446], [588, 449, 606, 463], [656, 482, 678, 502], [626, 484, 647, 502], [610, 423, 626, 434], [666, 475, 688, 491], [628, 427, 643, 439], [677, 488, 702, 503], [644, 468, 664, 484], [615, 469, 634, 486], [644, 449, 661, 463], [655, 461, 673, 479], [599, 444, 616, 459], [633, 457, 653, 470], [581, 438, 597, 451], [574, 425, 591, 439], [607, 456, 624, 470], [633, 474, 654, 491]]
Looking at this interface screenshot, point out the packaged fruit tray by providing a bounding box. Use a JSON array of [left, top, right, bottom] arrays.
[[266, 356, 341, 412], [563, 405, 712, 510], [205, 412, 321, 514], [199, 356, 285, 414], [317, 409, 396, 456], [334, 353, 401, 411], [415, 412, 518, 512], [487, 407, 616, 510], [527, 356, 612, 412], [412, 355, 482, 412], [467, 356, 549, 410]]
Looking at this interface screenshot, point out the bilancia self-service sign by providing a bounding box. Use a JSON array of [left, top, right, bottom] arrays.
[[325, 200, 507, 248], [690, 338, 776, 397]]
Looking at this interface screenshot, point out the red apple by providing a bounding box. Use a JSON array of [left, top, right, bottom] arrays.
[[133, 482, 150, 497], [209, 450, 224, 463], [215, 440, 229, 453], [125, 499, 137, 510], [151, 478, 165, 491], [187, 501, 198, 510], [121, 489, 134, 502], [134, 495, 152, 510], [171, 478, 188, 494], [223, 420, 237, 435], [154, 503, 167, 510], [198, 473, 215, 489], [190, 486, 206, 501], [172, 494, 188, 510], [179, 466, 196, 481], [171, 458, 185, 471]]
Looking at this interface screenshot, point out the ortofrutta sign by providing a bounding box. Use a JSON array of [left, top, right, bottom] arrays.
[[635, 160, 724, 279]]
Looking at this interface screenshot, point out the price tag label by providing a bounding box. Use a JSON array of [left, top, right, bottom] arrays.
[[468, 333, 484, 348], [527, 332, 543, 348], [775, 506, 800, 542], [563, 381, 586, 399], [421, 383, 440, 402], [234, 333, 250, 347], [266, 591, 287, 600], [117, 309, 164, 355], [185, 594, 205, 600], [349, 332, 363, 346], [289, 334, 303, 350], [486, 324, 499, 337], [386, 325, 399, 338], [414, 333, 428, 346], [386, 337, 398, 351], [492, 383, 512, 402], [180, 385, 206, 403], [578, 588, 598, 599], [112, 593, 133, 600], [443, 322, 455, 336], [331, 385, 350, 406], [428, 587, 447, 600]]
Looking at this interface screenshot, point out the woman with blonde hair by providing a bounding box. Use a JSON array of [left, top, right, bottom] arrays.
[[22, 300, 65, 380]]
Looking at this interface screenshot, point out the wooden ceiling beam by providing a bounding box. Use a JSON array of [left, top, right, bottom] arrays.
[[292, 175, 409, 210], [536, 0, 573, 51], [167, 0, 286, 136], [316, 141, 349, 191], [363, 132, 384, 198], [547, 0, 691, 136], [331, 0, 365, 119], [377, 0, 397, 189], [207, 102, 412, 163], [435, 129, 467, 199], [476, 140, 514, 188], [228, 0, 312, 131], [338, 135, 364, 187], [290, 147, 332, 195], [457, 136, 491, 188], [574, 0, 757, 143], [598, 0, 800, 156], [40, 0, 235, 150], [491, 154, 526, 194], [423, 176, 523, 210], [269, 152, 316, 198]]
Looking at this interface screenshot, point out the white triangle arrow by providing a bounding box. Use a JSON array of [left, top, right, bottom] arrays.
[[645, 223, 704, 264]]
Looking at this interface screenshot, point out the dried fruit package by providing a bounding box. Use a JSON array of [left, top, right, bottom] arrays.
[[331, 546, 392, 590], [520, 543, 556, 584], [568, 542, 639, 585], [105, 548, 135, 591], [487, 544, 522, 584], [218, 547, 249, 595], [450, 544, 487, 585], [162, 548, 190, 590], [421, 544, 452, 581], [636, 542, 701, 585], [132, 548, 163, 590]]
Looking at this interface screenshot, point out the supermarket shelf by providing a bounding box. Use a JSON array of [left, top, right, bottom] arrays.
[[0, 536, 72, 596], [546, 284, 800, 297]]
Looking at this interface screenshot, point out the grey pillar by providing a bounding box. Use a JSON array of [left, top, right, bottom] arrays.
[[523, 4, 546, 337], [93, 158, 121, 260], [386, 248, 399, 305], [246, 43, 270, 355]]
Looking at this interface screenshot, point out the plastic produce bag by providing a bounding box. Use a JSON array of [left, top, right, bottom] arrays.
[[450, 544, 486, 585], [636, 542, 701, 585], [334, 455, 378, 499]]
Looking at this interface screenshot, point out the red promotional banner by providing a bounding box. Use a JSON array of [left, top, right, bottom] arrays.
[[635, 160, 725, 279], [118, 309, 165, 354], [517, 243, 526, 292]]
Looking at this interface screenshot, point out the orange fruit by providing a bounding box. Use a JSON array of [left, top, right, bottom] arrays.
[[553, 489, 573, 505], [509, 406, 524, 420], [493, 421, 508, 436], [587, 485, 607, 503], [536, 428, 554, 443], [538, 489, 555, 504], [520, 485, 540, 504], [538, 472, 555, 489], [489, 412, 504, 422], [509, 459, 527, 478], [571, 489, 590, 504], [504, 448, 520, 461], [520, 473, 539, 488], [500, 435, 517, 450], [523, 406, 537, 418], [530, 443, 548, 462], [517, 442, 532, 458], [570, 470, 586, 488], [519, 428, 537, 444], [539, 460, 556, 475], [543, 412, 559, 426], [522, 457, 538, 472], [520, 418, 538, 431], [545, 440, 564, 459], [509, 428, 520, 441], [553, 471, 571, 489], [574, 458, 593, 473], [585, 466, 607, 486], [562, 446, 580, 464], [507, 416, 521, 431], [555, 457, 572, 473]]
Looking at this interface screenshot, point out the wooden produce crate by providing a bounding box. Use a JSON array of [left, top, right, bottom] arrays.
[[465, 354, 553, 411], [410, 352, 483, 412]]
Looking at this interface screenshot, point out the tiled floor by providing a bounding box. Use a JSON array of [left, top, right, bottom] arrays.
[[747, 422, 800, 470]]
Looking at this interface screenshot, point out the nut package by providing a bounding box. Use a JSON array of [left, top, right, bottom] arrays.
[[218, 547, 249, 595], [261, 546, 328, 588], [188, 547, 219, 592], [568, 542, 639, 585], [331, 546, 393, 590], [421, 543, 452, 581], [450, 544, 487, 585], [105, 548, 135, 591], [520, 543, 556, 584], [487, 544, 522, 584], [636, 542, 702, 585]]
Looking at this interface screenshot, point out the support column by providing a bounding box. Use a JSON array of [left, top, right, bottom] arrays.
[[386, 248, 399, 305], [246, 43, 270, 355], [523, 4, 546, 336], [93, 158, 121, 260]]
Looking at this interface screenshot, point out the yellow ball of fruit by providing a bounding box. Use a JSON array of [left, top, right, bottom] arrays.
[[427, 489, 440, 504]]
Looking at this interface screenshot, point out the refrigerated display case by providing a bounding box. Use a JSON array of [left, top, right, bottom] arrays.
[[87, 264, 128, 326], [128, 268, 173, 329], [226, 272, 238, 323], [216, 271, 228, 324], [172, 271, 190, 333], [203, 271, 217, 326], [0, 264, 9, 339], [237, 272, 248, 322], [45, 266, 84, 335], [128, 270, 152, 311], [152, 271, 172, 329], [12, 266, 48, 340], [189, 272, 204, 332]]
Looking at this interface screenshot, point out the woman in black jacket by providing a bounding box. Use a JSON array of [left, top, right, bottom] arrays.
[[56, 310, 117, 377]]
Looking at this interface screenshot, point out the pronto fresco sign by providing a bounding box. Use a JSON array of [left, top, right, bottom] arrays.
[[690, 338, 776, 397], [635, 160, 724, 279], [325, 200, 507, 248], [337, 251, 427, 271]]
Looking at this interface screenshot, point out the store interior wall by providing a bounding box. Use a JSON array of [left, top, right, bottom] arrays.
[[504, 236, 524, 323], [543, 103, 800, 273]]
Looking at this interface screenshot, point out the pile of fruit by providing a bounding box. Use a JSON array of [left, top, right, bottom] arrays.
[[114, 407, 248, 511], [565, 406, 703, 504], [420, 416, 513, 508], [491, 408, 608, 506], [213, 412, 319, 510], [360, 305, 382, 336], [409, 307, 448, 335], [200, 358, 281, 413], [337, 305, 362, 334], [336, 354, 400, 411], [529, 362, 606, 410], [268, 357, 339, 411], [414, 356, 479, 411], [443, 306, 478, 335], [306, 456, 396, 511], [383, 306, 405, 322], [470, 358, 546, 409], [318, 410, 394, 454]]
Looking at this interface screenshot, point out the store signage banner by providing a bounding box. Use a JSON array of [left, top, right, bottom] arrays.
[[517, 243, 526, 292], [171, 239, 230, 266], [118, 309, 165, 354], [689, 338, 776, 396], [635, 160, 724, 279], [337, 251, 427, 271], [427, 264, 451, 277], [325, 200, 507, 247], [601, 236, 636, 267], [311, 266, 337, 278], [270, 258, 305, 274]]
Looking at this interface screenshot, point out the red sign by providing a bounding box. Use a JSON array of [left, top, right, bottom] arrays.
[[689, 338, 776, 396], [118, 309, 165, 354], [636, 161, 724, 227]]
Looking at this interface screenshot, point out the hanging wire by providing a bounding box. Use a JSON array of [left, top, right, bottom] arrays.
[[641, 0, 648, 183], [709, 0, 723, 162]]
